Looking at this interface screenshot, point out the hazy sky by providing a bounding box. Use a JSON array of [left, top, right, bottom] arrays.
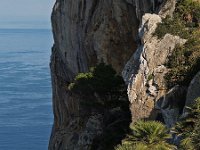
[[0, 0, 55, 29]]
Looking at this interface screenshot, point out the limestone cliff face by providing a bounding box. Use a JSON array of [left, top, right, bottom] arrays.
[[122, 10, 187, 127], [51, 0, 140, 76], [122, 0, 200, 129], [51, 0, 165, 76], [122, 0, 200, 128], [50, 0, 141, 148], [48, 0, 176, 149]]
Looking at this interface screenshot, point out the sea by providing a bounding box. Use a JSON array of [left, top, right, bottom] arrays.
[[0, 28, 53, 150]]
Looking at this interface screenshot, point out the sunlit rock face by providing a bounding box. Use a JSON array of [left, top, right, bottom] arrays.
[[49, 0, 166, 149], [122, 0, 200, 128], [122, 12, 187, 126]]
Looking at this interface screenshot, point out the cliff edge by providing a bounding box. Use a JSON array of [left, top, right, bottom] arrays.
[[49, 0, 200, 149]]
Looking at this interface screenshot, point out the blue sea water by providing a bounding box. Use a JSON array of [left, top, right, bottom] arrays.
[[0, 29, 53, 150]]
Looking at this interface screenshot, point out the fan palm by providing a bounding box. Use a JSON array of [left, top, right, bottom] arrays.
[[115, 143, 148, 150], [115, 120, 176, 150]]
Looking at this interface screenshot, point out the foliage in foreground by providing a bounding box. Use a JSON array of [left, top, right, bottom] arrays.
[[115, 121, 176, 150], [173, 97, 200, 150], [116, 98, 200, 150]]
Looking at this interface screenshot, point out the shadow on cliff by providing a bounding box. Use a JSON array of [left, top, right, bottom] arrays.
[[148, 86, 187, 128], [69, 63, 132, 150]]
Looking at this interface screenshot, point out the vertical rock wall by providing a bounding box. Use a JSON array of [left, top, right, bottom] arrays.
[[51, 0, 141, 76], [49, 0, 165, 149]]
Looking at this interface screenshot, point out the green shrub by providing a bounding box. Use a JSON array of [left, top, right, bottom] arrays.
[[154, 0, 200, 88], [155, 0, 200, 39], [188, 97, 200, 150], [116, 121, 176, 150], [147, 74, 153, 82], [69, 63, 131, 149], [68, 63, 132, 150], [68, 62, 127, 109], [154, 15, 189, 39], [173, 97, 200, 150], [165, 30, 200, 87], [68, 72, 93, 93]]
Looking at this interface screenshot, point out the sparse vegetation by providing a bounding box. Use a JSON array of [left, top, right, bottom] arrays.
[[155, 0, 200, 88], [173, 97, 200, 150], [165, 32, 200, 87], [155, 0, 200, 39], [66, 1, 200, 149], [147, 74, 153, 82], [116, 98, 200, 150]]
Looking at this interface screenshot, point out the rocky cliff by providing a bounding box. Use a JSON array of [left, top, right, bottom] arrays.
[[122, 13, 187, 127], [49, 0, 200, 149]]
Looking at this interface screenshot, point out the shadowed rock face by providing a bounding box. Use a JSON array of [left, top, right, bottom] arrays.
[[51, 0, 140, 76], [49, 0, 165, 149], [50, 0, 140, 149], [184, 71, 200, 113]]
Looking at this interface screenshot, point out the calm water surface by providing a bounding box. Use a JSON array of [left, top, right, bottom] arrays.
[[0, 29, 53, 150]]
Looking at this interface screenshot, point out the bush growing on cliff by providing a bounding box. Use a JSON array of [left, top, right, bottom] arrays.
[[68, 63, 126, 108], [115, 121, 176, 150], [69, 63, 131, 149], [155, 0, 200, 39], [165, 29, 200, 87], [68, 72, 94, 94], [154, 0, 200, 88]]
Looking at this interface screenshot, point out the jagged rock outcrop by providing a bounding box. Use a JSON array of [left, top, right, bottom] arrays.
[[158, 0, 176, 18], [49, 0, 188, 149], [122, 11, 187, 127], [122, 0, 200, 128], [49, 0, 164, 149]]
